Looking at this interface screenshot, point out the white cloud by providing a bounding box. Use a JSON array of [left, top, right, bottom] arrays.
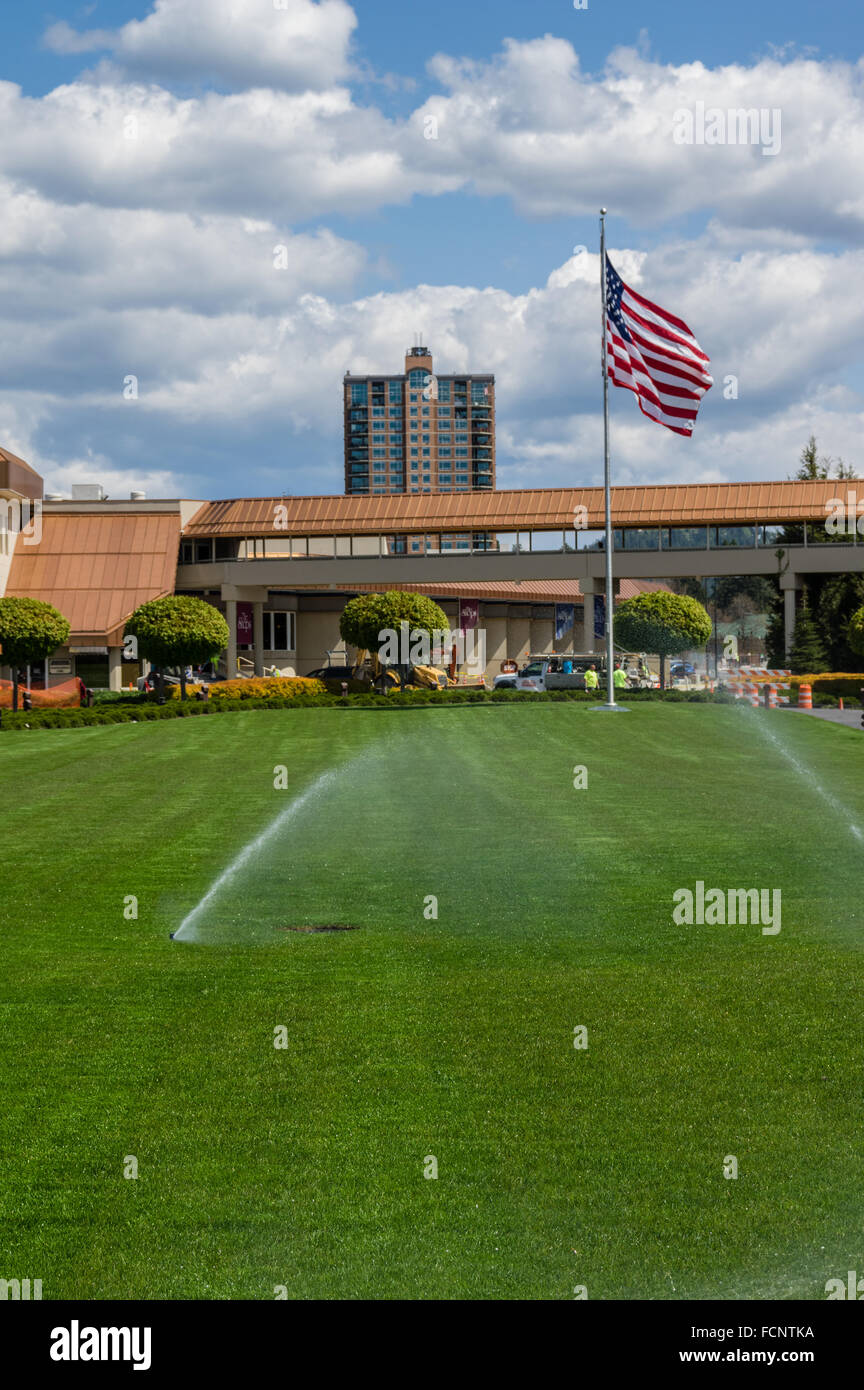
[[44, 0, 357, 92], [0, 178, 366, 315], [0, 407, 186, 500], [4, 237, 857, 489], [42, 23, 115, 57], [43, 453, 185, 501], [412, 40, 864, 239], [5, 37, 861, 238], [0, 79, 429, 222]]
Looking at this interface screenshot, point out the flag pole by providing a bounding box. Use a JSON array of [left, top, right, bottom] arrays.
[[596, 207, 623, 712]]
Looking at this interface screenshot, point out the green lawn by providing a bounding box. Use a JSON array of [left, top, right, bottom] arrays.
[[1, 704, 863, 1300]]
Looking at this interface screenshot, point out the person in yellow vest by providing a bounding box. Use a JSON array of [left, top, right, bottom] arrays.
[[584, 663, 599, 691], [613, 661, 628, 689]]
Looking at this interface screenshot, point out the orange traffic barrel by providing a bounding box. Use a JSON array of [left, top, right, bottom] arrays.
[[798, 683, 812, 709]]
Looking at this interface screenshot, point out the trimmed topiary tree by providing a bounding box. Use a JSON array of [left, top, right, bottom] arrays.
[[125, 596, 230, 700], [0, 596, 71, 711], [613, 590, 712, 689], [340, 592, 449, 686]]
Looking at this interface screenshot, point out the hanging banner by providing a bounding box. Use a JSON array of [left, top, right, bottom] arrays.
[[555, 604, 575, 641], [593, 594, 606, 639], [236, 602, 254, 645], [458, 598, 479, 631]]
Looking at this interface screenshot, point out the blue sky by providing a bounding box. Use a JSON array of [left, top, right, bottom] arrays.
[[11, 1, 859, 94], [0, 0, 861, 498]]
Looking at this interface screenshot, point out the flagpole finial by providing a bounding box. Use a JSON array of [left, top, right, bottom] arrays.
[[600, 207, 607, 215]]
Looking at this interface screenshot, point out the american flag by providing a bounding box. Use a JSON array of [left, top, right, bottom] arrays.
[[604, 256, 712, 436]]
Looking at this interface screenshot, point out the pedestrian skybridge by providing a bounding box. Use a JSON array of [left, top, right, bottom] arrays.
[[178, 481, 863, 587]]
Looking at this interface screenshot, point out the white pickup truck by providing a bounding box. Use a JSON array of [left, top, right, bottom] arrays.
[[493, 654, 607, 693]]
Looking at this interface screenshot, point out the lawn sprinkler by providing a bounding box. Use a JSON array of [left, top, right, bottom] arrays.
[[169, 932, 176, 940]]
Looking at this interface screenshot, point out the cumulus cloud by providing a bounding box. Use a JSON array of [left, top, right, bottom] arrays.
[[0, 79, 430, 222], [413, 39, 864, 240], [3, 233, 860, 493], [44, 0, 357, 92], [0, 178, 366, 316], [6, 36, 862, 238], [43, 453, 185, 501]]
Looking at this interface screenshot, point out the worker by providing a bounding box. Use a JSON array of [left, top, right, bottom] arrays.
[[613, 661, 628, 689], [562, 657, 573, 675], [584, 663, 599, 691]]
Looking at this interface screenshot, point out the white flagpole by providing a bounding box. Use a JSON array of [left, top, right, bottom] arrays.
[[598, 208, 618, 710]]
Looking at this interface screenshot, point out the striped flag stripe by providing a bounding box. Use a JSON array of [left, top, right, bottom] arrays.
[[622, 292, 709, 359], [607, 358, 699, 429], [608, 339, 701, 412], [624, 304, 707, 361], [626, 319, 712, 373], [635, 349, 712, 391], [616, 342, 707, 395], [618, 278, 699, 339], [625, 317, 714, 385]]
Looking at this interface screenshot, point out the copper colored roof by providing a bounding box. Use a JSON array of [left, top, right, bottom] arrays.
[[288, 578, 668, 603], [183, 481, 844, 537], [0, 446, 43, 501], [6, 511, 179, 643]]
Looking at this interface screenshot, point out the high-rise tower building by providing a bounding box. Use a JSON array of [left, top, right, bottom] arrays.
[[343, 345, 495, 495]]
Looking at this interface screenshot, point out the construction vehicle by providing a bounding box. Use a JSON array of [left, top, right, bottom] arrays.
[[371, 662, 449, 692], [491, 653, 608, 692], [329, 649, 449, 693]]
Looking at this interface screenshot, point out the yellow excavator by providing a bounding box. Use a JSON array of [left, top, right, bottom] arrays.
[[354, 651, 449, 692]]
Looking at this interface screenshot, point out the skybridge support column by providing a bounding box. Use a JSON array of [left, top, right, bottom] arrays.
[[253, 601, 265, 677], [582, 574, 618, 657], [581, 577, 599, 654], [226, 599, 237, 679], [109, 646, 123, 692], [780, 573, 802, 661]]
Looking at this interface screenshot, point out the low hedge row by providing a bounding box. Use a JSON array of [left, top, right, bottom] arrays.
[[0, 684, 744, 730], [94, 689, 145, 704], [168, 675, 328, 701]]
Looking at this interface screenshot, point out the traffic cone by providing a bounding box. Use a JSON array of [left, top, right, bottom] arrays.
[[798, 683, 812, 710]]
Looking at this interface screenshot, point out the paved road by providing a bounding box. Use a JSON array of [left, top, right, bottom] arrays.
[[798, 708, 863, 730]]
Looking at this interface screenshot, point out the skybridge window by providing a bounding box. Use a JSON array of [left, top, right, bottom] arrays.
[[710, 525, 756, 548], [617, 528, 660, 550], [663, 526, 708, 550]]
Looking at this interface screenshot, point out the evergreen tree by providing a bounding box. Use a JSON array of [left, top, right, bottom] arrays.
[[788, 594, 829, 674], [794, 435, 829, 480], [816, 574, 864, 669], [764, 594, 787, 668], [792, 434, 857, 481]]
